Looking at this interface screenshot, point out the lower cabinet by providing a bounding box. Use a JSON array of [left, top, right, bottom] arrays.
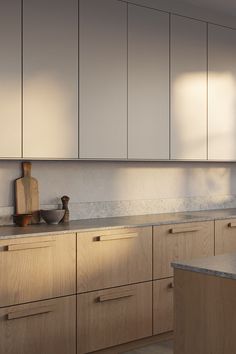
[[153, 278, 174, 335], [215, 219, 236, 255], [77, 282, 152, 354], [0, 295, 76, 354]]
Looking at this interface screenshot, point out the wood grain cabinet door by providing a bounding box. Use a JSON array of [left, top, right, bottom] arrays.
[[77, 282, 152, 354], [153, 221, 214, 279], [0, 0, 21, 158], [0, 234, 76, 307], [23, 0, 78, 158], [215, 219, 236, 254], [153, 278, 174, 335], [79, 0, 127, 159], [128, 4, 169, 159], [0, 296, 76, 354], [77, 227, 152, 293]]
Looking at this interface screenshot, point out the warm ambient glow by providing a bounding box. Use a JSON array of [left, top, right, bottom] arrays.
[[172, 72, 207, 158], [209, 71, 236, 158]]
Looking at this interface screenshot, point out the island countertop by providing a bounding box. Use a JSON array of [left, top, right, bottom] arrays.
[[172, 252, 236, 280], [1, 207, 236, 240]]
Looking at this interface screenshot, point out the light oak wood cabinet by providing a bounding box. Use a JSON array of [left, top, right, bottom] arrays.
[[77, 227, 152, 293], [215, 219, 236, 254], [128, 4, 169, 159], [153, 221, 214, 279], [0, 295, 76, 354], [79, 0, 127, 159], [171, 15, 207, 160], [0, 0, 21, 158], [153, 278, 174, 335], [0, 233, 76, 307], [208, 24, 236, 160], [77, 282, 152, 354], [23, 0, 78, 159]]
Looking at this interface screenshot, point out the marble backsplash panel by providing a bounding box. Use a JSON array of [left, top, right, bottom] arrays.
[[1, 194, 236, 226]]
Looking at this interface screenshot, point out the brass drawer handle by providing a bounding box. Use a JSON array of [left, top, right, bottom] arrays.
[[228, 222, 236, 228], [6, 241, 55, 252], [7, 306, 54, 321], [170, 227, 201, 234], [97, 233, 138, 242], [98, 290, 135, 302]]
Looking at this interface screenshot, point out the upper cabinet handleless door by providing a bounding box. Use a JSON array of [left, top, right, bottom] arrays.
[[208, 25, 236, 160], [79, 0, 127, 159], [0, 1, 21, 158], [128, 5, 169, 160], [171, 15, 207, 160], [23, 0, 78, 159]]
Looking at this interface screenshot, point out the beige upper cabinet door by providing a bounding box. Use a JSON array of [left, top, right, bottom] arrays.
[[128, 5, 169, 160], [23, 0, 78, 159], [208, 25, 236, 160], [0, 1, 21, 158], [171, 15, 207, 160], [79, 0, 127, 159]]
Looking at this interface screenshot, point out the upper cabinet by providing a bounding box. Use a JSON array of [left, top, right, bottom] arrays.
[[208, 24, 236, 160], [128, 5, 169, 160], [171, 15, 207, 160], [23, 0, 78, 159], [79, 0, 127, 159], [0, 1, 21, 158]]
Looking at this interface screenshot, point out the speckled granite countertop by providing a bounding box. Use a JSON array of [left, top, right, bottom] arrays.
[[172, 253, 236, 280], [1, 208, 236, 240]]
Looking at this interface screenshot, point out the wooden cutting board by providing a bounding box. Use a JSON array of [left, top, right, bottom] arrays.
[[15, 162, 40, 224]]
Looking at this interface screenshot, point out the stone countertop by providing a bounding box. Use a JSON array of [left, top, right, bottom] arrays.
[[1, 208, 236, 240], [172, 253, 236, 280]]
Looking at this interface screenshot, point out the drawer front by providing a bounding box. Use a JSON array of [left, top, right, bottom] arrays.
[[153, 278, 174, 335], [77, 282, 152, 353], [0, 296, 76, 354], [0, 233, 76, 307], [77, 227, 152, 293], [153, 221, 214, 279], [215, 219, 236, 255]]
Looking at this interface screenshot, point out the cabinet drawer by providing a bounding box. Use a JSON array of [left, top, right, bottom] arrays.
[[153, 221, 214, 279], [77, 227, 152, 292], [215, 219, 236, 255], [0, 295, 76, 354], [153, 278, 174, 335], [0, 233, 76, 307], [77, 282, 152, 353]]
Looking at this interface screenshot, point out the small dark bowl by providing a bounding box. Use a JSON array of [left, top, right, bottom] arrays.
[[13, 214, 32, 227]]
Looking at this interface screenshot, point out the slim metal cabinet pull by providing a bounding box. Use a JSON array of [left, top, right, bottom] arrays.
[[7, 306, 54, 320], [6, 241, 54, 252], [98, 290, 135, 302], [97, 233, 138, 242]]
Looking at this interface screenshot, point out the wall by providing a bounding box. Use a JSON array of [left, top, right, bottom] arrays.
[[1, 160, 236, 225]]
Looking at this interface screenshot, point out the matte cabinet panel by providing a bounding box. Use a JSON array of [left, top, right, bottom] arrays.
[[0, 1, 21, 158], [23, 0, 78, 159], [0, 296, 76, 354], [208, 25, 236, 160], [128, 5, 169, 159], [171, 15, 207, 160], [79, 0, 127, 159], [77, 282, 152, 353]]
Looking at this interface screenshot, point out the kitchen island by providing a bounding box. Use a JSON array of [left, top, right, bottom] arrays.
[[172, 253, 236, 354]]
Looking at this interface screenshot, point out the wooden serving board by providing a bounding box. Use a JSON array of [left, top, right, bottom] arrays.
[[15, 162, 40, 224]]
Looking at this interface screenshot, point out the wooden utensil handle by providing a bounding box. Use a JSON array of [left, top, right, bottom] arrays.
[[22, 162, 31, 177]]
